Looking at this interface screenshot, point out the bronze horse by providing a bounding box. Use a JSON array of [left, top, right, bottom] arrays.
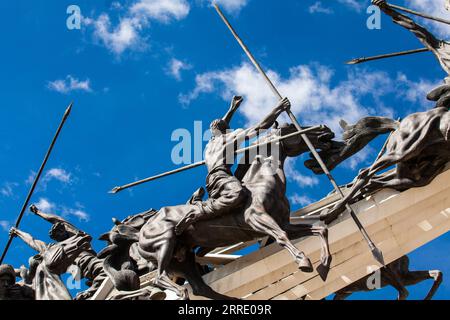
[[306, 107, 450, 223], [118, 124, 335, 300]]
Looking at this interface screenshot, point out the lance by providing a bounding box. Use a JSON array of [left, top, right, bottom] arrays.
[[213, 4, 385, 266], [109, 125, 324, 194], [346, 47, 429, 65], [0, 102, 73, 264], [386, 2, 450, 26]]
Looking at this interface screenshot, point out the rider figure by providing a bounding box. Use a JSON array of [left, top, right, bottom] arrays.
[[373, 0, 450, 108], [175, 96, 291, 235]]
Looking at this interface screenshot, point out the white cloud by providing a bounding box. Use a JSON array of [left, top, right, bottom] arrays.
[[130, 0, 190, 23], [309, 2, 334, 14], [289, 194, 313, 206], [396, 73, 441, 108], [35, 198, 55, 212], [86, 0, 190, 55], [405, 0, 450, 38], [180, 62, 395, 133], [285, 158, 319, 188], [338, 0, 366, 12], [203, 0, 250, 13], [44, 168, 72, 184], [344, 145, 375, 170], [0, 221, 10, 232], [89, 14, 144, 55], [0, 182, 18, 198], [25, 171, 36, 185], [167, 58, 192, 80], [48, 75, 92, 94], [33, 198, 90, 222]]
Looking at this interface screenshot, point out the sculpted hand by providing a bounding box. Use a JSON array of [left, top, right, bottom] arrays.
[[278, 97, 291, 112], [231, 96, 244, 110], [9, 227, 18, 238], [29, 204, 39, 214]]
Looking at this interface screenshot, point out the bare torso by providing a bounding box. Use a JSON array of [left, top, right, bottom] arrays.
[[204, 129, 244, 172]]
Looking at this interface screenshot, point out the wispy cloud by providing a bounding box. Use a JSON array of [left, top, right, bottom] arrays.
[[0, 182, 18, 198], [285, 158, 320, 188], [338, 0, 366, 12], [48, 75, 92, 94], [202, 0, 250, 13], [85, 0, 190, 56], [166, 58, 192, 80], [33, 198, 90, 222], [0, 221, 10, 232], [289, 194, 314, 206], [405, 0, 450, 38], [85, 0, 252, 56], [308, 2, 334, 15], [179, 62, 396, 134], [44, 168, 72, 184]]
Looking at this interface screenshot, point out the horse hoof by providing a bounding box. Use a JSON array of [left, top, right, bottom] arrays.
[[297, 255, 313, 273]]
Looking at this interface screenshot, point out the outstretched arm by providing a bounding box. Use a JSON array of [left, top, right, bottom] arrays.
[[10, 227, 46, 253], [231, 97, 291, 143], [30, 204, 80, 235], [222, 96, 244, 127], [373, 0, 440, 49]]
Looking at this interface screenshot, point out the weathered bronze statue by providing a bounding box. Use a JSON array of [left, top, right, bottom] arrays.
[[98, 210, 166, 300], [0, 264, 34, 300], [317, 106, 449, 223], [9, 227, 91, 300], [334, 256, 443, 300], [124, 120, 334, 300], [29, 204, 107, 300], [175, 96, 291, 235]]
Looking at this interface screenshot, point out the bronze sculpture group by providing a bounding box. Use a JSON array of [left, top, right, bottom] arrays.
[[1, 0, 449, 300]]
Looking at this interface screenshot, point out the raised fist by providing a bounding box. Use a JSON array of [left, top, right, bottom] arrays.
[[231, 95, 244, 109]]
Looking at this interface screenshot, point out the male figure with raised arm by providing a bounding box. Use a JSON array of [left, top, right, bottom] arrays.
[[175, 96, 291, 235]]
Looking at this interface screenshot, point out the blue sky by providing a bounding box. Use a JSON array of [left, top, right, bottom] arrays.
[[0, 0, 449, 300]]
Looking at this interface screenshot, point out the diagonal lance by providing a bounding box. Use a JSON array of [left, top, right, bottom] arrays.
[[0, 103, 73, 264], [212, 4, 384, 266], [347, 1, 450, 65]]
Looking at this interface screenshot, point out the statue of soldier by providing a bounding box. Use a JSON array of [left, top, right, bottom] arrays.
[[29, 204, 107, 300], [9, 226, 91, 300], [175, 96, 292, 235], [0, 264, 34, 300], [373, 0, 450, 108]]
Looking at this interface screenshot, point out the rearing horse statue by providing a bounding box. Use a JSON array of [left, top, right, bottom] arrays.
[[133, 123, 334, 299]]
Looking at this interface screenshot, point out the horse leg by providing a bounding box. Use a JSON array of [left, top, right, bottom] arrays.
[[170, 252, 238, 300], [333, 291, 352, 300], [321, 154, 399, 224], [245, 208, 313, 273], [153, 240, 189, 300], [284, 224, 332, 280], [395, 257, 443, 300]]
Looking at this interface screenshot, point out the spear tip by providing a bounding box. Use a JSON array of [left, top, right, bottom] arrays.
[[109, 187, 121, 194], [346, 58, 362, 65], [371, 247, 385, 267]]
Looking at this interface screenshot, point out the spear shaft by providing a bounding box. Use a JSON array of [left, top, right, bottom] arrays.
[[109, 125, 323, 194], [0, 102, 73, 264], [388, 2, 450, 26], [346, 47, 429, 65], [213, 3, 385, 266]]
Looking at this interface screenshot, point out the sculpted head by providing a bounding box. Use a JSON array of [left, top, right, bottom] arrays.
[[210, 119, 230, 137], [49, 222, 71, 242], [0, 265, 16, 298]]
